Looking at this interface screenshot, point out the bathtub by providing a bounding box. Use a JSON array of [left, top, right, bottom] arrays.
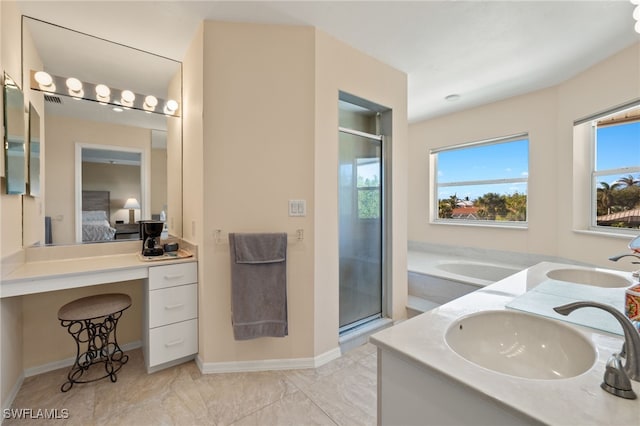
[[407, 255, 525, 316], [434, 261, 522, 283]]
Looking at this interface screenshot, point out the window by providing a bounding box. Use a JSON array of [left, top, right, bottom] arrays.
[[357, 157, 381, 219], [432, 133, 529, 225], [592, 105, 640, 230]]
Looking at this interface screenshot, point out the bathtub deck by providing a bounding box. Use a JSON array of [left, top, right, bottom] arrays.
[[406, 248, 532, 318], [406, 295, 440, 317]]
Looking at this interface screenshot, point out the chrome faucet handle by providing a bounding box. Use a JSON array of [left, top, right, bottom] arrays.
[[601, 353, 637, 400], [553, 301, 640, 382]]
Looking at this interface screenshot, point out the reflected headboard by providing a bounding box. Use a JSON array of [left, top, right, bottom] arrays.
[[82, 190, 110, 214]]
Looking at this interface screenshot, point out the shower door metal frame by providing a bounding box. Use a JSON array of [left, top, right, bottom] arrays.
[[338, 126, 387, 334]]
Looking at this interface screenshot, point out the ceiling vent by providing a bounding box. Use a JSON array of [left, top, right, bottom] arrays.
[[44, 94, 62, 104]]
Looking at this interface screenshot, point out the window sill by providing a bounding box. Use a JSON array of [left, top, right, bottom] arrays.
[[573, 229, 637, 240], [431, 220, 528, 230]]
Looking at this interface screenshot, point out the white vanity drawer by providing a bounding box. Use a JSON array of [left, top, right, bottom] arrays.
[[149, 283, 197, 328], [148, 319, 198, 367], [149, 262, 197, 290]]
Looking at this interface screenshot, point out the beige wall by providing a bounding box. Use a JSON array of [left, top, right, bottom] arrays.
[[182, 22, 205, 366], [1, 0, 26, 408], [21, 13, 45, 248], [150, 148, 167, 216], [1, 0, 24, 258], [557, 43, 640, 266], [0, 297, 22, 405], [182, 21, 408, 365], [166, 70, 182, 236], [315, 31, 408, 354], [408, 42, 640, 269], [1, 3, 45, 250], [196, 21, 316, 362], [45, 115, 150, 244]]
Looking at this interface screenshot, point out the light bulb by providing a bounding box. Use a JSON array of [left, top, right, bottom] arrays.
[[636, 20, 640, 33], [144, 95, 158, 108], [34, 71, 53, 87], [166, 99, 179, 112], [121, 89, 135, 106], [634, 5, 640, 20], [66, 77, 82, 92], [95, 84, 110, 98]]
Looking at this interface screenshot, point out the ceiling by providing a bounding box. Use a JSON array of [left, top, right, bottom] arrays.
[[16, 1, 640, 123]]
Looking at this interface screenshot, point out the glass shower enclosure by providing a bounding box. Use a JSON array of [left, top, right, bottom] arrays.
[[338, 128, 383, 331]]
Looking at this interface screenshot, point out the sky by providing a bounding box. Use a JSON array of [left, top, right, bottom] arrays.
[[437, 138, 529, 200], [596, 121, 640, 172], [436, 121, 640, 201]]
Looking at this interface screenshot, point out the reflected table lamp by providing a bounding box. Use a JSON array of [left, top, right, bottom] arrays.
[[123, 198, 140, 224]]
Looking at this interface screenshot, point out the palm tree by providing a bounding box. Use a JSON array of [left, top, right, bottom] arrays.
[[615, 175, 640, 188], [597, 181, 622, 215], [438, 199, 453, 218], [448, 194, 459, 208], [505, 192, 527, 221], [475, 193, 507, 220]]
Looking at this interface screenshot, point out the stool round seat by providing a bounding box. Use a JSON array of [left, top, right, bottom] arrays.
[[58, 293, 131, 321], [57, 293, 131, 392]]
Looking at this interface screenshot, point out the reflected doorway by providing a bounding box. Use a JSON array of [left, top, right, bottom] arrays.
[[75, 143, 148, 243]]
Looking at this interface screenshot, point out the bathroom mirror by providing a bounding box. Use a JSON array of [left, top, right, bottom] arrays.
[[22, 16, 182, 245], [3, 73, 27, 195], [28, 103, 40, 197]]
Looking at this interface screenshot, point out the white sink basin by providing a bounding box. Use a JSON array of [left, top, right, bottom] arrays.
[[445, 310, 596, 380], [546, 268, 631, 288]]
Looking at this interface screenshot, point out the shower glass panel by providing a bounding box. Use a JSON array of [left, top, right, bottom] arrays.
[[339, 131, 382, 330]]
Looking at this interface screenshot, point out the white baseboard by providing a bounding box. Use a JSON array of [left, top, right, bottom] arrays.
[[312, 347, 342, 367], [1, 372, 24, 419], [196, 346, 341, 374], [23, 340, 142, 378]]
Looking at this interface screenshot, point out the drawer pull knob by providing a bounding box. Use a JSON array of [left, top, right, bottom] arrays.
[[164, 274, 184, 280], [165, 339, 184, 347], [164, 303, 184, 310]]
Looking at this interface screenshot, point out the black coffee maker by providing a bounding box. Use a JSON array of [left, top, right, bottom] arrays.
[[139, 220, 165, 256]]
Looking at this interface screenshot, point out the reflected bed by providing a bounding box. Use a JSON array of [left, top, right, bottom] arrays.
[[82, 190, 116, 242]]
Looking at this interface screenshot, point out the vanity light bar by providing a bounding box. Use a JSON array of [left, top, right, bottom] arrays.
[[29, 70, 180, 117]]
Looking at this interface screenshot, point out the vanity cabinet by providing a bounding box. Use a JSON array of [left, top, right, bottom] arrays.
[[143, 261, 198, 373]]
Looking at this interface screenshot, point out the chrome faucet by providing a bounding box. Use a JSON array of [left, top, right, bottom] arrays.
[[608, 253, 640, 264], [554, 301, 640, 400]]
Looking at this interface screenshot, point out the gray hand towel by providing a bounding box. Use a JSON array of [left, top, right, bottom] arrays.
[[229, 233, 288, 340], [233, 232, 287, 263]]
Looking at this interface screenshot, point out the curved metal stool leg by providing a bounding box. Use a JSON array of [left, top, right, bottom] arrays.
[[59, 308, 129, 392]]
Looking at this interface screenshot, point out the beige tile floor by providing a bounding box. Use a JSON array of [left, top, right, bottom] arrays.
[[5, 343, 377, 426]]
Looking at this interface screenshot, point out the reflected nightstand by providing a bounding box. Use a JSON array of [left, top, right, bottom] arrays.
[[114, 223, 139, 240]]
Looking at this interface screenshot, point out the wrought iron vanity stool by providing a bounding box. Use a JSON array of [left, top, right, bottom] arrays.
[[57, 293, 131, 392]]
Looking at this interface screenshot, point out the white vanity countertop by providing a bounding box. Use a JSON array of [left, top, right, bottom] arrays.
[[1, 251, 196, 298], [371, 261, 640, 425]]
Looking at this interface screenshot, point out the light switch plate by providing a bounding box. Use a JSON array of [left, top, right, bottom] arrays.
[[289, 199, 306, 217]]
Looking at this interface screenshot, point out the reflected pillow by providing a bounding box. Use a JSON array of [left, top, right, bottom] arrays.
[[82, 210, 108, 222]]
